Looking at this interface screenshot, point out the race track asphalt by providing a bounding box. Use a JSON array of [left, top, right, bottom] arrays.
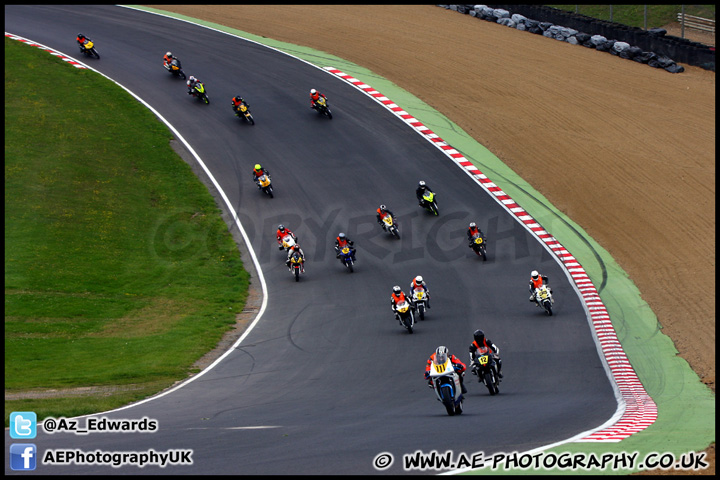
[[5, 5, 617, 475]]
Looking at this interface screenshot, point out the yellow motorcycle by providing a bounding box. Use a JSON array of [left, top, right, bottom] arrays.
[[380, 213, 400, 239], [313, 96, 333, 119], [235, 102, 255, 125], [79, 39, 100, 59], [288, 252, 304, 282], [257, 174, 273, 198]]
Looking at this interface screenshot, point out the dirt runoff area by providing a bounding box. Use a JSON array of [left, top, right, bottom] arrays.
[[148, 5, 716, 474]]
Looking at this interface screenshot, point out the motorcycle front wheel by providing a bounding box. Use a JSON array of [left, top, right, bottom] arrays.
[[543, 300, 553, 316], [484, 372, 496, 395], [441, 386, 455, 416]]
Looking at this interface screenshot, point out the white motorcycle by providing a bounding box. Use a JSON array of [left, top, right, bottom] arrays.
[[412, 287, 428, 320], [428, 357, 464, 416], [279, 234, 296, 252], [533, 285, 554, 316]]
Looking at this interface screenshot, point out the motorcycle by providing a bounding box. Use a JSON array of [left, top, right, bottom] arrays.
[[394, 299, 415, 334], [164, 59, 186, 79], [235, 102, 255, 125], [412, 287, 428, 320], [79, 40, 100, 59], [532, 285, 554, 316], [420, 191, 439, 215], [279, 234, 297, 252], [380, 213, 400, 239], [313, 96, 333, 119], [470, 233, 487, 261], [338, 245, 354, 273], [471, 351, 500, 395], [288, 251, 304, 282], [191, 82, 210, 104], [257, 174, 273, 198], [428, 357, 464, 416]]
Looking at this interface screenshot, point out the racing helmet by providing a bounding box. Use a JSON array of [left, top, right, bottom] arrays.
[[531, 270, 539, 280], [469, 222, 476, 228], [278, 224, 285, 232], [418, 180, 426, 188], [292, 245, 300, 251], [338, 233, 346, 239], [310, 88, 317, 95], [392, 285, 401, 295], [415, 275, 423, 284], [379, 204, 386, 211], [188, 75, 196, 82], [166, 52, 173, 58], [254, 164, 262, 170], [434, 346, 449, 365], [473, 329, 485, 344], [78, 33, 85, 39]]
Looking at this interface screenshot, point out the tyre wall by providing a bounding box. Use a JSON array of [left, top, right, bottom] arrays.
[[439, 5, 715, 72]]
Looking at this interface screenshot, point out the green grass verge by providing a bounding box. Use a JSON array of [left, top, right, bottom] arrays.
[[546, 4, 715, 28], [4, 36, 250, 425]]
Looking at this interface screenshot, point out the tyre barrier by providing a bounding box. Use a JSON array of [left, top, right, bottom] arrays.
[[438, 5, 716, 72]]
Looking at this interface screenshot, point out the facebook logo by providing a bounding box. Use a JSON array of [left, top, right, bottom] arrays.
[[10, 411, 36, 439], [10, 444, 37, 471]]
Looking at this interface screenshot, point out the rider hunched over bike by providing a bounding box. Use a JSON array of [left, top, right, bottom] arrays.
[[231, 95, 249, 116], [468, 329, 503, 380], [410, 275, 431, 308], [467, 222, 486, 245], [334, 233, 356, 261], [390, 285, 412, 321], [252, 164, 269, 188], [416, 181, 435, 206], [309, 88, 327, 110], [425, 346, 467, 394], [376, 205, 395, 229], [529, 270, 550, 302], [276, 224, 297, 249], [186, 76, 201, 95], [285, 244, 305, 273]]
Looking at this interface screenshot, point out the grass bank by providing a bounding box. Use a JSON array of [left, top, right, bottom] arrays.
[[546, 4, 715, 28], [4, 37, 249, 425]]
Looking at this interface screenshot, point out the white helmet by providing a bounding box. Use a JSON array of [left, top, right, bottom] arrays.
[[531, 270, 539, 279], [415, 275, 423, 283], [166, 51, 172, 58], [310, 88, 317, 95], [189, 75, 196, 82], [418, 180, 426, 187]]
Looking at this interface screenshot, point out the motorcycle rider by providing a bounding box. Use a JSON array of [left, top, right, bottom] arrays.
[[334, 233, 356, 261], [467, 222, 486, 246], [468, 329, 503, 380], [391, 285, 413, 322], [163, 51, 174, 68], [409, 275, 431, 309], [231, 95, 249, 116], [309, 88, 327, 110], [76, 33, 91, 52], [376, 204, 395, 230], [276, 224, 297, 250], [425, 346, 467, 394], [186, 76, 201, 95], [529, 270, 550, 302], [416, 180, 435, 206], [252, 163, 270, 189], [285, 244, 305, 273]]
